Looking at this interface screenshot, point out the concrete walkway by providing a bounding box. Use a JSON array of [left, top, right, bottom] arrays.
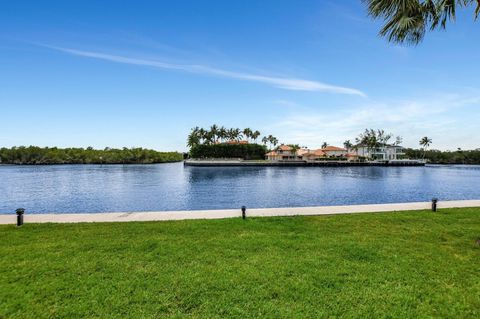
[[1, 200, 479, 225]]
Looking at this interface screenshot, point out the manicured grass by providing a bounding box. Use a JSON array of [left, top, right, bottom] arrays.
[[1, 208, 479, 318]]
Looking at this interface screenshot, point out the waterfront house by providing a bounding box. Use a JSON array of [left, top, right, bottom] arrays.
[[302, 149, 327, 161], [301, 146, 348, 160], [319, 146, 348, 157], [266, 145, 297, 161], [265, 150, 280, 161], [266, 145, 352, 161], [297, 148, 313, 158], [355, 144, 405, 160]]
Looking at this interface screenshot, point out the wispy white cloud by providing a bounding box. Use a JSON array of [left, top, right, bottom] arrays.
[[46, 46, 366, 97]]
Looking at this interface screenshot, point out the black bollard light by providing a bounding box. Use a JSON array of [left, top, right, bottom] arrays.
[[241, 206, 246, 219], [431, 198, 438, 212], [16, 208, 25, 227]]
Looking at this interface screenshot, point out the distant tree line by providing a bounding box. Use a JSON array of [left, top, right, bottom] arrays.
[[405, 148, 480, 164], [403, 135, 480, 164], [0, 146, 183, 165]]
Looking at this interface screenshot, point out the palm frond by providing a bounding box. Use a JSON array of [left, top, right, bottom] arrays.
[[364, 0, 479, 44]]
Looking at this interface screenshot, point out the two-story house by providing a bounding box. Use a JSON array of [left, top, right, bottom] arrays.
[[355, 145, 405, 160]]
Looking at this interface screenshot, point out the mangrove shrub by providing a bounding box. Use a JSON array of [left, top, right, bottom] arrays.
[[0, 146, 183, 164]]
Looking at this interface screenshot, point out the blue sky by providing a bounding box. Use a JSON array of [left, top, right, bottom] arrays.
[[1, 0, 479, 151]]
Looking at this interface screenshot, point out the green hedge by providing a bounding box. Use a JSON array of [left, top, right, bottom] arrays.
[[190, 143, 267, 160], [0, 146, 184, 165]]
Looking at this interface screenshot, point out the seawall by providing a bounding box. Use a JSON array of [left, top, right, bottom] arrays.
[[184, 160, 425, 167]]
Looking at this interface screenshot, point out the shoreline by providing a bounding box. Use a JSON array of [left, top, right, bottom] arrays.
[[184, 159, 425, 167], [3, 162, 480, 167], [0, 160, 183, 166], [1, 199, 479, 224]]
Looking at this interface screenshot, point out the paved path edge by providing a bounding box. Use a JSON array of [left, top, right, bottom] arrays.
[[1, 199, 479, 224]]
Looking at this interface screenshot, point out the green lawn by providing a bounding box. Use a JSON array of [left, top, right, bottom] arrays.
[[1, 208, 479, 318]]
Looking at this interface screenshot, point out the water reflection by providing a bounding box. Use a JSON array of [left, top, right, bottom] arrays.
[[185, 166, 269, 182], [0, 163, 479, 213]]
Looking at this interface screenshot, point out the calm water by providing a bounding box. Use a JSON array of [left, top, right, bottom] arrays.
[[1, 163, 480, 214]]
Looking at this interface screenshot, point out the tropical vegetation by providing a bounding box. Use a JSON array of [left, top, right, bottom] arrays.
[[189, 143, 267, 160], [405, 147, 480, 164], [262, 135, 279, 150], [187, 125, 278, 159], [187, 125, 276, 148], [1, 208, 479, 317], [343, 140, 353, 150], [0, 146, 183, 165], [356, 129, 395, 148], [350, 130, 480, 164], [363, 0, 479, 45], [287, 144, 301, 160], [419, 136, 433, 158], [354, 129, 403, 158]]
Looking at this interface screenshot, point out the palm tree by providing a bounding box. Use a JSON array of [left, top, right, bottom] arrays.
[[261, 136, 269, 147], [209, 124, 219, 143], [288, 144, 300, 160], [204, 131, 214, 145], [356, 129, 378, 160], [252, 130, 261, 144], [187, 127, 201, 148], [267, 135, 274, 149], [198, 128, 207, 144], [368, 130, 379, 159], [321, 142, 328, 149], [233, 128, 243, 142], [272, 137, 279, 148], [227, 128, 236, 142], [218, 126, 227, 143], [363, 0, 479, 45], [343, 140, 353, 150], [268, 136, 278, 149], [419, 136, 432, 159], [377, 129, 392, 146], [243, 128, 252, 142]]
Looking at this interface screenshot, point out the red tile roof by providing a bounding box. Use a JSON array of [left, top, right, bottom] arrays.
[[321, 146, 346, 151], [303, 149, 327, 157], [277, 145, 292, 151], [225, 140, 249, 144], [297, 149, 310, 155], [313, 149, 327, 156]]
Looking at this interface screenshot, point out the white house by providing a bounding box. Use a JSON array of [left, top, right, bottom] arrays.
[[355, 145, 405, 160], [265, 141, 406, 162]]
